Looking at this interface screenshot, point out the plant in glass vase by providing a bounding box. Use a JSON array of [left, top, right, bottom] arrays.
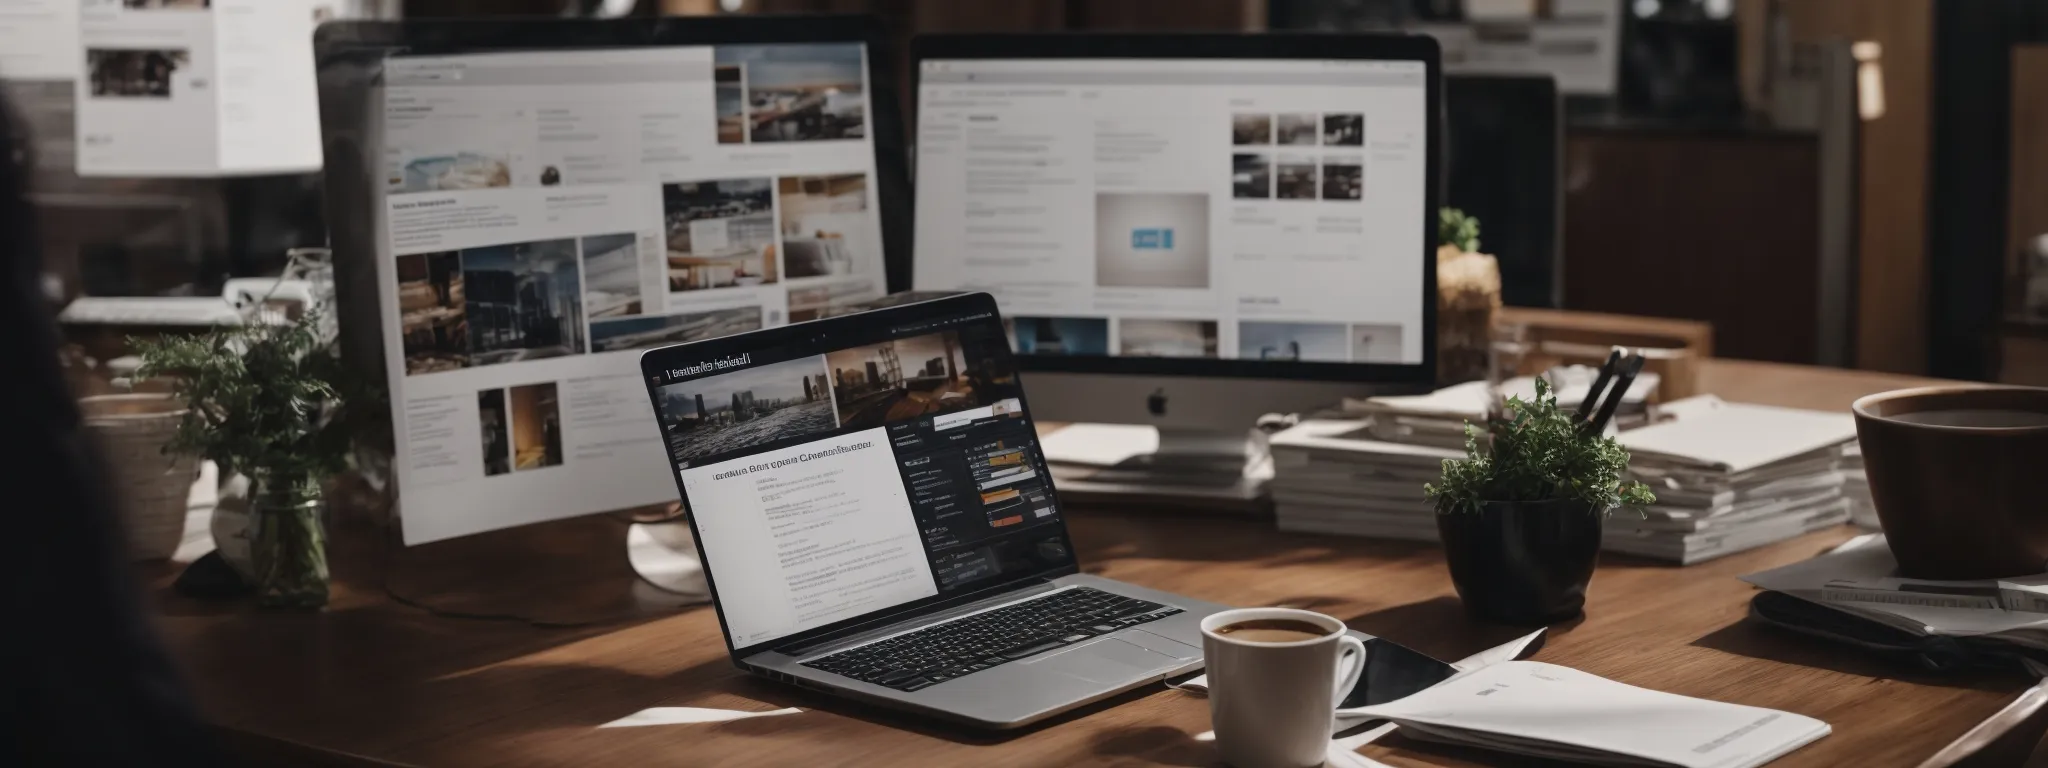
[[1425, 378, 1655, 624], [133, 313, 365, 609]]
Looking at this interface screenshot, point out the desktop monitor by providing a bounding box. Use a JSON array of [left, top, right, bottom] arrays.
[[910, 34, 1440, 435], [1444, 73, 1561, 309], [315, 17, 913, 545]]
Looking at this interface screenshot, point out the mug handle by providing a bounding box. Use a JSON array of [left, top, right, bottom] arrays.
[[1331, 635, 1367, 702]]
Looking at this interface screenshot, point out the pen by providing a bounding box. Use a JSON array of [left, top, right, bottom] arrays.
[[1574, 349, 1624, 423], [1585, 353, 1646, 436]]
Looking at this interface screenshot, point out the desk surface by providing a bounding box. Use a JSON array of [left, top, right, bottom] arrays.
[[150, 359, 2006, 767]]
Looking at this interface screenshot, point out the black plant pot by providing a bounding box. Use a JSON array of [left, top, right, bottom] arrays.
[[1438, 499, 1604, 625]]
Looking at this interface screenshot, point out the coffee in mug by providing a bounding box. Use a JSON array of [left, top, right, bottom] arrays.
[[1883, 408, 2048, 428], [1212, 619, 1330, 644]]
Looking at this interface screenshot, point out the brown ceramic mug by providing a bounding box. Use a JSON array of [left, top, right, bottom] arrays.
[[1852, 386, 2048, 579]]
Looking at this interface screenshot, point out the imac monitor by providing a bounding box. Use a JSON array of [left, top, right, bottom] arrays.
[[315, 17, 912, 544], [910, 35, 1440, 435]]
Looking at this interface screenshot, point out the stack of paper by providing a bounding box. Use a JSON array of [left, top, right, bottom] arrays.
[[1344, 661, 1830, 767], [1268, 420, 1460, 541], [1840, 442, 1877, 529], [1742, 535, 2048, 651], [1609, 399, 1857, 564], [1343, 372, 1659, 450]]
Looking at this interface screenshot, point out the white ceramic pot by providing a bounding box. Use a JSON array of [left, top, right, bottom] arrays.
[[79, 393, 197, 561]]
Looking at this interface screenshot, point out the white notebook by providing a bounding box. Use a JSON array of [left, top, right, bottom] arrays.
[[1342, 661, 1830, 768]]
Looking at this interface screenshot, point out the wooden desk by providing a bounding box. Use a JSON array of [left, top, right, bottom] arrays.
[[151, 359, 2008, 767]]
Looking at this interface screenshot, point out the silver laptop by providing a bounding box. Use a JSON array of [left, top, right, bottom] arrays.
[[640, 292, 1229, 729]]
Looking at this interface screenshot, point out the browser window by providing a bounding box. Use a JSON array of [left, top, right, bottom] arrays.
[[913, 58, 1428, 365], [373, 42, 892, 544]]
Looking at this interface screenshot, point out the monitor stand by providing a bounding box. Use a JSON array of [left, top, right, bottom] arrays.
[[1041, 425, 1273, 513]]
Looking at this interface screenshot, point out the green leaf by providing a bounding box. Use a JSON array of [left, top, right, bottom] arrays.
[[129, 310, 379, 479], [1438, 207, 1481, 253], [1428, 375, 1656, 515]]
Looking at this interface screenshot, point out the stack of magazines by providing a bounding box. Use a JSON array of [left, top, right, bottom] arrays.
[[1268, 419, 1459, 540], [1343, 373, 1659, 449], [1607, 399, 1859, 564], [1270, 372, 1658, 541], [1270, 383, 1859, 563], [1741, 535, 2048, 671]]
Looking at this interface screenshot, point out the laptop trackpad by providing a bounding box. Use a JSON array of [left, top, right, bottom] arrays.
[[1027, 638, 1182, 684]]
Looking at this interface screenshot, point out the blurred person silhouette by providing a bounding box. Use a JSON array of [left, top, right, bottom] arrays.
[[0, 92, 224, 765]]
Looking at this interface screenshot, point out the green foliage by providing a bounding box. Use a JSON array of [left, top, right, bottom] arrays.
[[131, 313, 373, 491], [1424, 378, 1656, 515], [1439, 207, 1481, 253]]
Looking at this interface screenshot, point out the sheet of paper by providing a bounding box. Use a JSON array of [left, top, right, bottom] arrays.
[[1617, 402, 1856, 473], [598, 706, 800, 728], [1451, 628, 1545, 672], [1350, 380, 1492, 419], [1038, 423, 1159, 466], [1347, 661, 1830, 768], [0, 0, 81, 80], [75, 0, 322, 177], [1328, 724, 1399, 768]]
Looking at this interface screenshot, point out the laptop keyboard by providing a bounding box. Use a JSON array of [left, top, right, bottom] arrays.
[[800, 587, 1184, 692]]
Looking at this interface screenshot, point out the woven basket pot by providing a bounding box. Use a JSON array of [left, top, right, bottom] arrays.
[[80, 393, 198, 561]]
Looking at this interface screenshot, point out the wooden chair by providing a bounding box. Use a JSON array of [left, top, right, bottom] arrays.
[[1917, 679, 2048, 768]]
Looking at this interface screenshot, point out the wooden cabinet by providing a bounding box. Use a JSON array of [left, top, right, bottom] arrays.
[[1561, 125, 1824, 364]]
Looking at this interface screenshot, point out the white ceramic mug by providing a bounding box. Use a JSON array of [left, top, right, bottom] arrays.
[[1201, 608, 1367, 768]]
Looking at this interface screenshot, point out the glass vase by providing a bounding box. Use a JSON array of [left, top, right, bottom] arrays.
[[250, 473, 329, 610]]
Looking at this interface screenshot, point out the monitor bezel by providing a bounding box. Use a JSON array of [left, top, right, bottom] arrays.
[[639, 292, 1083, 661], [910, 32, 1441, 388]]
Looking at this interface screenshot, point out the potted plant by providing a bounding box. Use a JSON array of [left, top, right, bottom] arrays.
[[1424, 378, 1655, 624], [1435, 208, 1500, 385], [133, 313, 364, 609]]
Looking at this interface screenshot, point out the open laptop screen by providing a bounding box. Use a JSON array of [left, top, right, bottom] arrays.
[[643, 295, 1072, 652]]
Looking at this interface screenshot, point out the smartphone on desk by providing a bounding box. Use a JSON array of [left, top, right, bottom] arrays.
[[1339, 637, 1462, 708]]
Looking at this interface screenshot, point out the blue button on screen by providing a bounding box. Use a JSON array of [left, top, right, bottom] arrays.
[[1131, 228, 1174, 249]]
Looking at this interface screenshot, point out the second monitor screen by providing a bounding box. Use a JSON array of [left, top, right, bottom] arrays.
[[913, 57, 1428, 366]]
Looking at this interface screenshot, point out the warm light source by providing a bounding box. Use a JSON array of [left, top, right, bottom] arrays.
[[1852, 41, 1885, 121]]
